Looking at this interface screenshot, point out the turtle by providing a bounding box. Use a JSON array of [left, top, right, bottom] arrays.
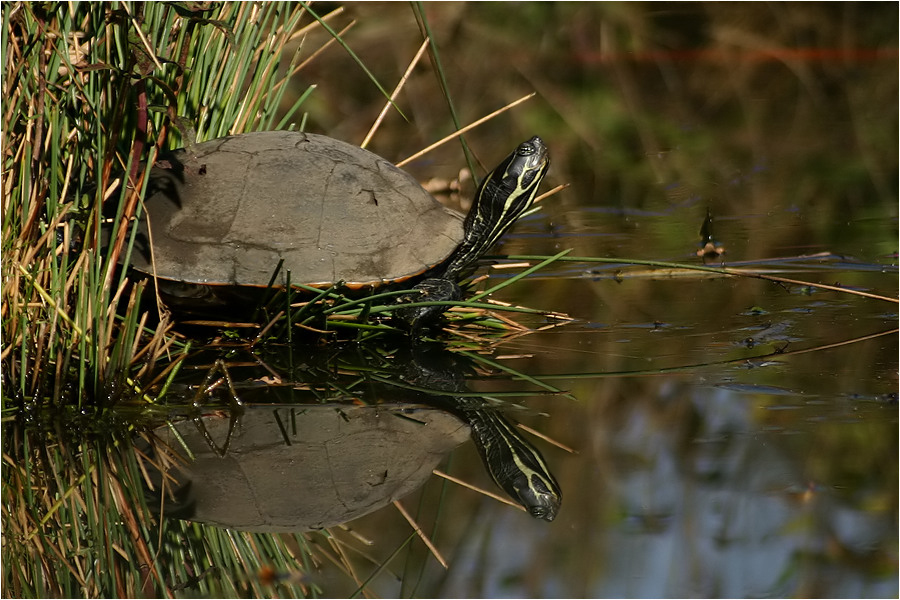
[[130, 131, 550, 329]]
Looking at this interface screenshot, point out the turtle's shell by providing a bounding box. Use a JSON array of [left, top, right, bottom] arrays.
[[147, 404, 470, 532], [132, 131, 464, 288]]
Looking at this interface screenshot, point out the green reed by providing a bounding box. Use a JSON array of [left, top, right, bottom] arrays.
[[0, 1, 376, 409]]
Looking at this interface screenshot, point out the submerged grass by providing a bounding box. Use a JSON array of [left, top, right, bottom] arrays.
[[3, 419, 326, 597]]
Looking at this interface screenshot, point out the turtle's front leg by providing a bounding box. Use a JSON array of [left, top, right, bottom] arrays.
[[394, 278, 461, 336]]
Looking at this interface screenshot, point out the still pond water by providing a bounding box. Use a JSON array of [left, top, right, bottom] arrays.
[[123, 168, 897, 598], [285, 5, 897, 596]]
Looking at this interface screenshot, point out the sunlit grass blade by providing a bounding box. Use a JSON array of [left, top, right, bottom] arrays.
[[396, 93, 537, 168], [362, 37, 431, 148], [432, 469, 524, 511], [471, 249, 572, 301], [392, 500, 448, 569]]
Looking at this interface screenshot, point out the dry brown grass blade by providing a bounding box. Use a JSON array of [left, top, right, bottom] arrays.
[[489, 261, 534, 271], [15, 264, 82, 336], [250, 4, 345, 64], [132, 321, 180, 379], [294, 20, 358, 76], [327, 535, 390, 592], [481, 309, 532, 332], [319, 534, 369, 592], [362, 37, 430, 149], [391, 500, 448, 569], [120, 4, 164, 71], [723, 269, 900, 303], [272, 12, 354, 94], [251, 311, 284, 346], [532, 182, 569, 204], [232, 7, 349, 134], [763, 327, 899, 359], [444, 322, 492, 344], [292, 4, 346, 41], [106, 463, 165, 595], [517, 423, 577, 454], [396, 93, 536, 168], [336, 524, 375, 547], [432, 469, 525, 512]]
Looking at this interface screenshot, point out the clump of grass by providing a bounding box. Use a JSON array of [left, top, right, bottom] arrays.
[[235, 260, 574, 346], [0, 2, 349, 597], [1, 2, 329, 410]]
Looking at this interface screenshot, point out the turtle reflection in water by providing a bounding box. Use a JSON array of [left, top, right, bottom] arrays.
[[148, 404, 471, 532], [130, 131, 550, 331], [147, 362, 561, 531]]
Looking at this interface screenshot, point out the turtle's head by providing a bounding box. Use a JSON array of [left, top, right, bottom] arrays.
[[443, 136, 549, 278], [487, 136, 550, 214]]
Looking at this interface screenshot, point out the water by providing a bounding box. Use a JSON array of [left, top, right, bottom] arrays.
[[335, 224, 897, 598], [286, 4, 899, 595], [111, 165, 896, 597]]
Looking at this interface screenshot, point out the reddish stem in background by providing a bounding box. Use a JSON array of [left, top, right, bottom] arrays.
[[104, 79, 149, 291]]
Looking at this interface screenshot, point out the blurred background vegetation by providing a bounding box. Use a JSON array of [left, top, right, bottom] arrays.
[[301, 2, 896, 238]]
